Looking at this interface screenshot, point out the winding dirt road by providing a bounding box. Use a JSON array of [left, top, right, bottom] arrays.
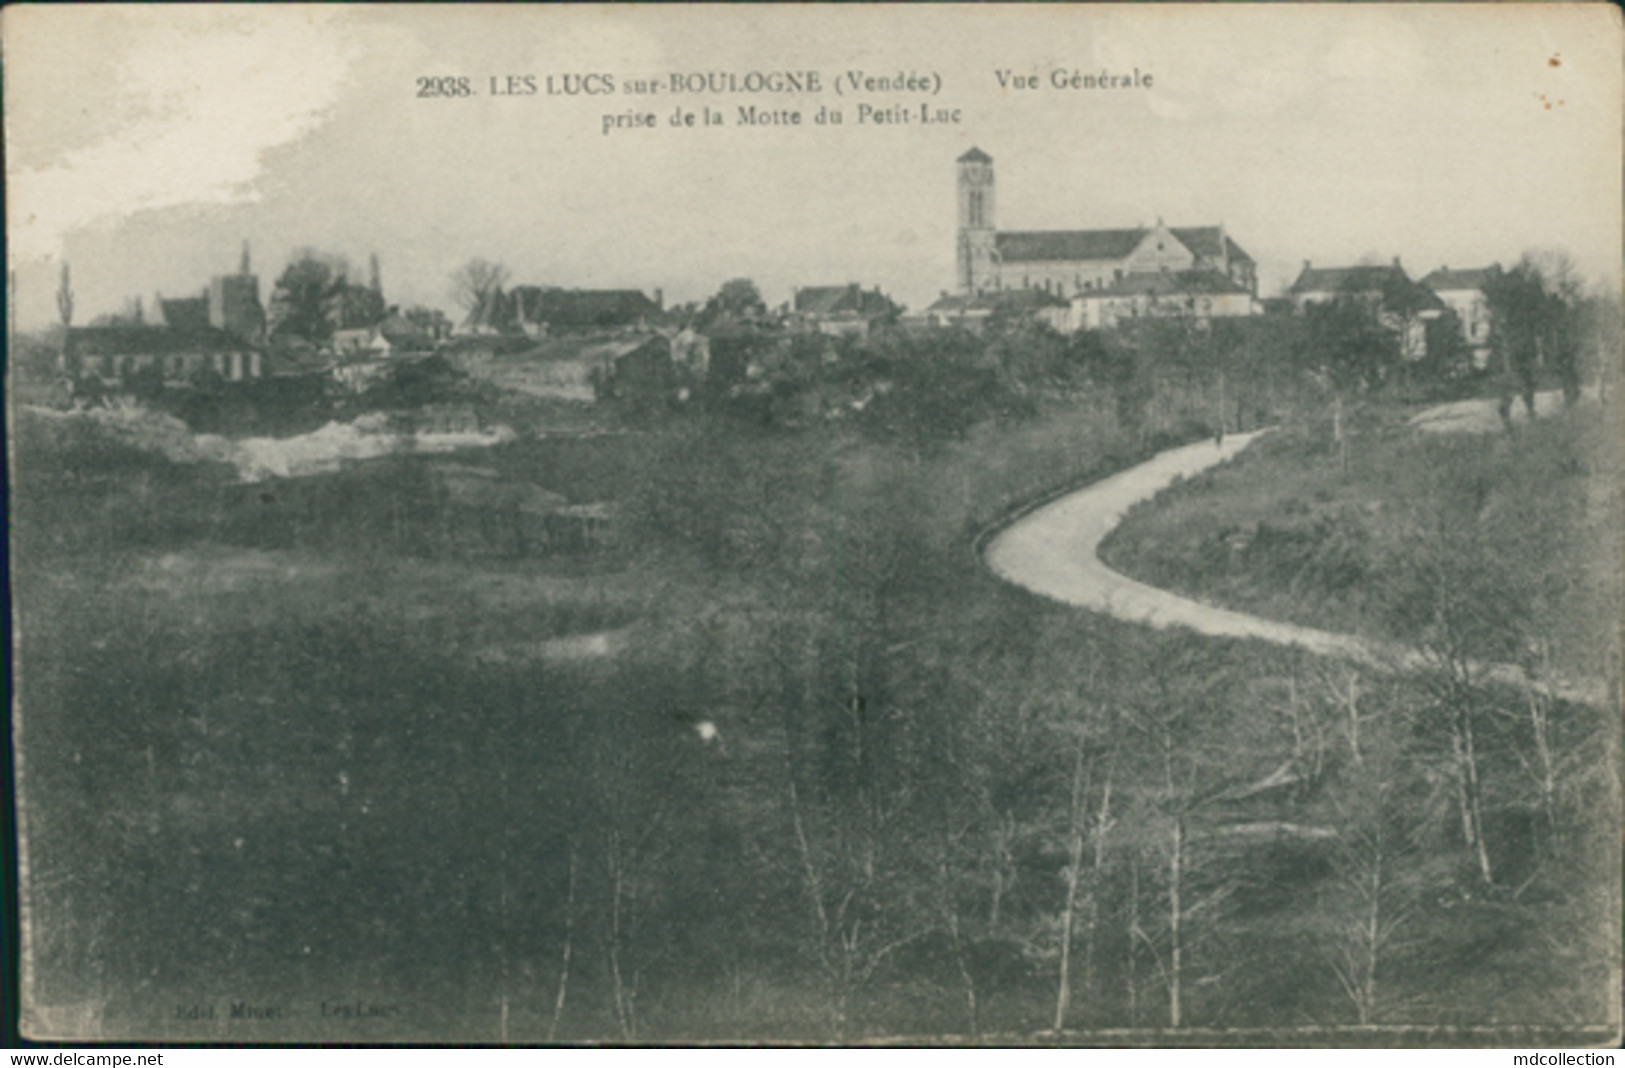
[[983, 394, 1604, 704], [984, 431, 1366, 659]]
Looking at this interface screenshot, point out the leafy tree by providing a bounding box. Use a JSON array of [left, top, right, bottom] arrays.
[[1485, 250, 1586, 416], [985, 316, 1071, 392], [855, 329, 1017, 454], [1083, 328, 1155, 438], [1418, 310, 1474, 384], [1376, 269, 1437, 363], [1577, 292, 1621, 401], [698, 278, 766, 329], [332, 280, 386, 330], [403, 305, 453, 339], [269, 250, 348, 343], [11, 330, 64, 382], [1531, 251, 1586, 406], [119, 361, 166, 403], [1485, 260, 1549, 419], [1302, 296, 1398, 394]]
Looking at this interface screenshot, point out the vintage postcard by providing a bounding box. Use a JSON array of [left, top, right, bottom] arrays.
[[6, 3, 1621, 1046]]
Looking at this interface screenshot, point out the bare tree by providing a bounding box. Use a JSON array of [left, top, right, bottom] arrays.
[[1382, 523, 1527, 886], [1122, 663, 1248, 1031], [450, 258, 510, 315], [1316, 665, 1371, 768], [782, 770, 920, 1040], [934, 834, 980, 1038], [1323, 714, 1427, 1027], [56, 261, 73, 329], [546, 840, 578, 1042], [1325, 790, 1420, 1026], [1052, 741, 1115, 1032]]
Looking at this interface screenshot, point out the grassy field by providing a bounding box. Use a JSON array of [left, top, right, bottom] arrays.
[[1102, 400, 1623, 683], [12, 391, 1620, 1043]]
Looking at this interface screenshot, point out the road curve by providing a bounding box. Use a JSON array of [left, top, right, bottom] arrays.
[[984, 431, 1366, 660], [982, 419, 1604, 704]]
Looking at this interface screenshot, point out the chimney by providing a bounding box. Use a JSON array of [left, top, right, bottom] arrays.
[[653, 287, 664, 310], [1392, 255, 1402, 268], [1302, 260, 1311, 272]]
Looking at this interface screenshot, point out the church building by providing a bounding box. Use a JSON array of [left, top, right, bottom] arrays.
[[954, 147, 1258, 313]]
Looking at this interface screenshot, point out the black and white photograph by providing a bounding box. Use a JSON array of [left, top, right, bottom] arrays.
[[6, 3, 1622, 1046]]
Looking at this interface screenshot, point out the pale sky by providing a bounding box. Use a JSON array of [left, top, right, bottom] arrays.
[[5, 4, 1620, 328]]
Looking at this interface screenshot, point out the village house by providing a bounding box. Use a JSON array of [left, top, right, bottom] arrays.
[[446, 334, 672, 403], [331, 327, 394, 359], [462, 286, 665, 337], [65, 324, 262, 385], [789, 284, 901, 339], [70, 243, 270, 387], [1421, 265, 1500, 369], [515, 287, 663, 336], [152, 242, 268, 344], [332, 307, 436, 359], [1288, 259, 1446, 361], [954, 148, 1258, 312], [330, 359, 395, 393], [918, 287, 1070, 334], [1069, 269, 1256, 332]]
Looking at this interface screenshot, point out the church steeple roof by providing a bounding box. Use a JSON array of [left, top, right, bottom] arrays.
[[957, 146, 992, 164]]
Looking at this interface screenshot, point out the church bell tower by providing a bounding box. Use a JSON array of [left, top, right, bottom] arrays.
[[956, 147, 996, 294]]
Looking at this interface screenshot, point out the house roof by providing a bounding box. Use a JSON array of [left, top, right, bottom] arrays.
[[1167, 227, 1256, 266], [1420, 266, 1500, 293], [995, 225, 1254, 266], [927, 287, 1069, 314], [793, 284, 899, 318], [1290, 264, 1445, 310], [1088, 270, 1252, 299], [1290, 264, 1405, 295], [511, 287, 660, 329], [996, 229, 1146, 263], [158, 296, 211, 332], [957, 146, 992, 164], [1168, 227, 1224, 261]]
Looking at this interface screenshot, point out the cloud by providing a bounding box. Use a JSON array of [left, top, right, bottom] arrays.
[[7, 9, 359, 261]]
